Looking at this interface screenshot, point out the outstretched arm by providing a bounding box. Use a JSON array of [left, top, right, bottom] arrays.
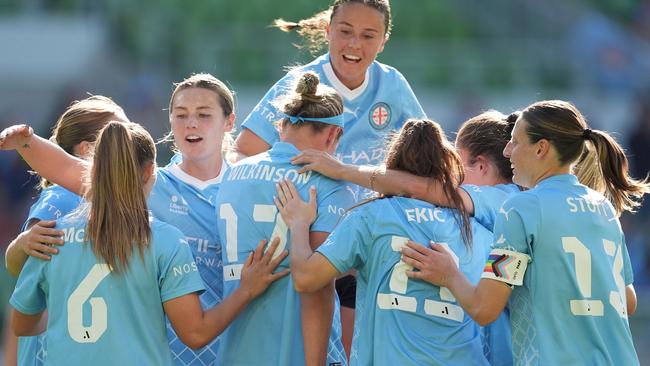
[[401, 241, 511, 326], [292, 149, 474, 213], [0, 125, 88, 195], [164, 238, 289, 349]]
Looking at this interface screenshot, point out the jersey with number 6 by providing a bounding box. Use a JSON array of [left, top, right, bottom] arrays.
[[9, 213, 205, 366], [216, 142, 354, 366], [317, 196, 493, 366], [492, 174, 638, 365]]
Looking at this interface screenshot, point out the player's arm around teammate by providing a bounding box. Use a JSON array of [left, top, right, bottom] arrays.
[[4, 121, 290, 350], [401, 100, 647, 365]]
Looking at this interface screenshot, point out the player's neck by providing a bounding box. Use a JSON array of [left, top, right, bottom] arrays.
[[178, 157, 223, 181], [282, 134, 326, 153]]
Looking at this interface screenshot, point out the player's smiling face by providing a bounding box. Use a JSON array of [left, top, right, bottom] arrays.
[[170, 87, 233, 165], [503, 118, 539, 188], [327, 2, 387, 90]]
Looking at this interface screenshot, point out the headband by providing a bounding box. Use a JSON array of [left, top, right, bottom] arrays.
[[279, 113, 344, 128]]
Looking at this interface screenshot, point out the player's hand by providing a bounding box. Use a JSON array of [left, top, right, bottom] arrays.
[[291, 149, 345, 179], [0, 124, 34, 151], [18, 221, 65, 260], [240, 238, 289, 300], [274, 179, 317, 229], [402, 240, 458, 287]]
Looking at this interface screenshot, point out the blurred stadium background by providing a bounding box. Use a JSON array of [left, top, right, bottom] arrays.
[[1, 0, 649, 363]]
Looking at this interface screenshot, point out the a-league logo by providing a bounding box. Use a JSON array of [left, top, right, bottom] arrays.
[[368, 102, 391, 130]]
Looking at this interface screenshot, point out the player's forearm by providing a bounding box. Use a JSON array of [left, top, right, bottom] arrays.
[[290, 223, 324, 292], [16, 134, 88, 195], [445, 271, 499, 326], [347, 165, 433, 200], [300, 283, 335, 366], [5, 234, 29, 277], [185, 287, 254, 349]]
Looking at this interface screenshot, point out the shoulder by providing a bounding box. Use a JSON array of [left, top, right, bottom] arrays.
[[370, 59, 409, 83], [150, 218, 185, 242], [502, 189, 539, 209], [38, 184, 80, 202]]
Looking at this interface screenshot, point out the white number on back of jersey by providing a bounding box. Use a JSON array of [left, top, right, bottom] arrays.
[[377, 236, 464, 322], [220, 203, 288, 281], [562, 237, 627, 318], [67, 264, 111, 343]]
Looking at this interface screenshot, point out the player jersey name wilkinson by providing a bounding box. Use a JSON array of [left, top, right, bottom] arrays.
[[226, 163, 312, 184]]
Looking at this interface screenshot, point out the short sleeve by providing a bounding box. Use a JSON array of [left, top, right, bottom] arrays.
[[311, 182, 356, 233], [462, 184, 512, 231], [24, 187, 81, 230], [492, 193, 540, 256], [240, 75, 295, 146], [317, 208, 372, 274], [10, 257, 48, 315], [157, 228, 206, 302], [396, 72, 426, 123]]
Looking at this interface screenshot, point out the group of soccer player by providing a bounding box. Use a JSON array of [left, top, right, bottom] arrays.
[[1, 0, 648, 365]]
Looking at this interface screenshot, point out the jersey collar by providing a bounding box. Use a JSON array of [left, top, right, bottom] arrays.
[[323, 53, 369, 101], [165, 160, 228, 190], [536, 174, 578, 188]]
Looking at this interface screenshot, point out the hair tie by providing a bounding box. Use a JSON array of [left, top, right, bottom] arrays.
[[279, 113, 344, 128], [582, 128, 593, 140]]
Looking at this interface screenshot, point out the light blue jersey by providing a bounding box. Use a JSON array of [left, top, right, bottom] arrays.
[[463, 183, 521, 231], [242, 54, 426, 200], [491, 174, 638, 365], [216, 142, 354, 366], [10, 213, 205, 366], [463, 183, 520, 366], [18, 185, 82, 366], [148, 160, 226, 365], [318, 197, 493, 366]]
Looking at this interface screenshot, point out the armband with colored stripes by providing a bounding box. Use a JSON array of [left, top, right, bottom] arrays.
[[481, 249, 531, 286]]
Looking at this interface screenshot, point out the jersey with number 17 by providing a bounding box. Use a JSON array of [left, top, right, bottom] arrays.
[[9, 213, 205, 366], [318, 197, 493, 366], [216, 142, 354, 366], [492, 174, 639, 365]]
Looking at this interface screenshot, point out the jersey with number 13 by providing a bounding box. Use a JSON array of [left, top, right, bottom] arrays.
[[492, 174, 639, 365]]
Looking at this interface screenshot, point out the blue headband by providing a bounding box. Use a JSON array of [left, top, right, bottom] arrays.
[[279, 113, 344, 128]]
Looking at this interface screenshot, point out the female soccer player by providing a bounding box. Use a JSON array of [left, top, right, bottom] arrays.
[[401, 100, 648, 365], [215, 72, 353, 366], [1, 121, 288, 365], [5, 73, 239, 365], [236, 0, 425, 169], [275, 118, 494, 365], [290, 110, 521, 365], [149, 73, 236, 365], [4, 95, 128, 366], [236, 1, 426, 349]]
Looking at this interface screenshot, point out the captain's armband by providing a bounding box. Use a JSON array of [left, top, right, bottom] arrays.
[[481, 248, 531, 286]]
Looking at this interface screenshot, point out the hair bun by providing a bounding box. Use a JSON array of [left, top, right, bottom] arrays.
[[505, 111, 521, 124], [295, 71, 320, 97]]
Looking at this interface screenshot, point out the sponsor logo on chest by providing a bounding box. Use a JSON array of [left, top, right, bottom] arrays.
[[169, 195, 189, 215]]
